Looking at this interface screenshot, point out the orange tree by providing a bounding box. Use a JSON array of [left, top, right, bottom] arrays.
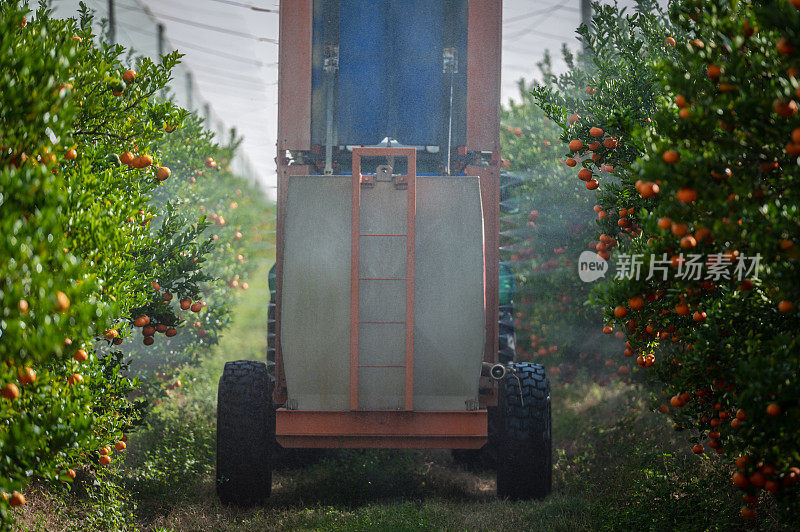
[[533, 0, 799, 518], [0, 2, 262, 522]]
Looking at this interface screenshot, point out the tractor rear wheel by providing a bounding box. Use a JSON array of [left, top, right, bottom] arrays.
[[496, 362, 552, 500], [216, 360, 273, 505]]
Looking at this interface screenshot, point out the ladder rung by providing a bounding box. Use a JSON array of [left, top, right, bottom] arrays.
[[359, 277, 407, 280], [357, 364, 406, 368], [359, 233, 407, 237], [360, 321, 405, 324]]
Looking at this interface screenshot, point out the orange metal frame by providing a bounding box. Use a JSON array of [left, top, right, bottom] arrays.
[[350, 147, 416, 411], [273, 0, 502, 445], [276, 410, 487, 449]]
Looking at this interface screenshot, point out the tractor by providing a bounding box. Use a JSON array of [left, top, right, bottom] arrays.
[[216, 0, 551, 504]]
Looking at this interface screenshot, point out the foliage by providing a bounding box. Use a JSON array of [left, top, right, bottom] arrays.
[[530, 0, 799, 519], [0, 1, 266, 526]]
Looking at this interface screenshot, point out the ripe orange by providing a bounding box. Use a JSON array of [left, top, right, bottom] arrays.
[[679, 108, 690, 119], [151, 281, 160, 291], [56, 291, 70, 311], [155, 324, 167, 333], [18, 299, 29, 313], [736, 456, 750, 468], [586, 179, 599, 190], [166, 327, 178, 337], [740, 506, 756, 519], [692, 444, 703, 454], [9, 492, 25, 507], [2, 383, 20, 400], [65, 148, 77, 160], [778, 300, 794, 313], [569, 139, 584, 151], [67, 373, 83, 386], [602, 326, 613, 334], [156, 166, 171, 181], [142, 326, 155, 337], [614, 305, 628, 318], [143, 336, 154, 346], [671, 223, 688, 237], [639, 182, 659, 198], [190, 302, 202, 313], [749, 471, 766, 487], [17, 367, 36, 385], [676, 188, 697, 203], [774, 99, 798, 117], [565, 158, 577, 167], [662, 150, 679, 164], [568, 113, 580, 125], [665, 36, 676, 47], [180, 298, 192, 310], [67, 469, 76, 479], [692, 311, 706, 322], [115, 441, 126, 451], [777, 37, 794, 56], [577, 168, 593, 181], [120, 151, 134, 165], [123, 69, 136, 83], [657, 217, 672, 230], [629, 297, 644, 310], [133, 316, 149, 327], [766, 403, 781, 416], [675, 304, 690, 316], [73, 349, 88, 362], [99, 446, 110, 456], [104, 329, 118, 340], [732, 472, 749, 488], [680, 235, 697, 248], [706, 64, 721, 79], [589, 127, 604, 138], [99, 455, 111, 466], [603, 137, 617, 149], [675, 95, 687, 108]]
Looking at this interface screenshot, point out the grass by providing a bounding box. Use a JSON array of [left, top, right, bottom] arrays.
[[14, 244, 794, 531]]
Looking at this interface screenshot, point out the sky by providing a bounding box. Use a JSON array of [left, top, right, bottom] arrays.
[[49, 0, 667, 197]]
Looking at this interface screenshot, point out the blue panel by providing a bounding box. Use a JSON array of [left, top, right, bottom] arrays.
[[391, 0, 444, 146], [337, 0, 388, 145]]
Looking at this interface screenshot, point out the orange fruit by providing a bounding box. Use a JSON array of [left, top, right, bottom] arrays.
[[589, 127, 604, 138], [577, 168, 593, 181], [151, 281, 160, 291], [676, 188, 697, 203], [732, 472, 749, 488], [180, 298, 192, 310], [123, 69, 136, 83], [133, 316, 149, 327], [680, 235, 697, 248], [569, 140, 584, 151], [156, 166, 171, 181], [671, 223, 688, 237], [662, 150, 679, 164], [191, 302, 202, 313], [679, 108, 690, 119], [565, 158, 577, 167], [143, 336, 154, 346], [602, 326, 613, 334], [18, 299, 29, 314], [740, 506, 756, 519], [766, 403, 781, 416], [115, 441, 126, 451], [603, 137, 618, 149], [665, 36, 676, 47], [586, 179, 599, 190], [777, 37, 794, 56], [2, 383, 20, 400], [675, 304, 690, 316], [657, 217, 672, 230], [56, 291, 70, 311], [614, 306, 628, 318], [568, 113, 580, 125], [73, 349, 88, 362], [65, 148, 77, 160], [165, 327, 178, 337], [629, 297, 644, 310], [67, 373, 83, 386], [778, 300, 794, 313], [104, 329, 118, 340], [120, 151, 134, 165], [9, 492, 25, 507], [692, 444, 704, 454], [706, 64, 721, 79], [17, 367, 36, 385], [675, 95, 687, 108], [99, 455, 111, 466]]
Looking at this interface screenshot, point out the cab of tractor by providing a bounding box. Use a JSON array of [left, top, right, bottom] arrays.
[[216, 0, 551, 505]]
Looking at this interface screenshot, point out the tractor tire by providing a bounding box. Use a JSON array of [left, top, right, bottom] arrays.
[[496, 362, 552, 500], [216, 360, 273, 505]]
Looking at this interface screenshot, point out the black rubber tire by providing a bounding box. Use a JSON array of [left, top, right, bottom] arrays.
[[216, 360, 273, 505], [496, 362, 552, 500]]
